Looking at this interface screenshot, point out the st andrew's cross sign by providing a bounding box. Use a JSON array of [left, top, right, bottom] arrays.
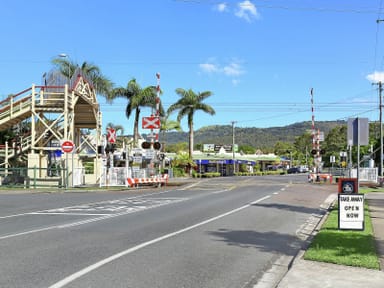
[[142, 116, 160, 129], [107, 128, 116, 143]]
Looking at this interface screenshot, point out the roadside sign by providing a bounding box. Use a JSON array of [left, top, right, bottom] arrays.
[[145, 150, 155, 159], [61, 140, 74, 153], [133, 156, 142, 163], [338, 194, 365, 230], [338, 178, 358, 194], [142, 116, 160, 129]]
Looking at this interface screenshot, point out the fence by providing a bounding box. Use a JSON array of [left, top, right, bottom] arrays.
[[0, 167, 67, 188], [326, 167, 378, 183], [350, 167, 378, 183], [99, 167, 167, 187], [99, 167, 128, 187]]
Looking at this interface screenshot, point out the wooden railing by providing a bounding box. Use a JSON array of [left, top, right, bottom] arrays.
[[0, 85, 67, 127]]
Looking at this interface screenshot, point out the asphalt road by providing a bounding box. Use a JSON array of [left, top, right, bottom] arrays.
[[0, 175, 334, 288]]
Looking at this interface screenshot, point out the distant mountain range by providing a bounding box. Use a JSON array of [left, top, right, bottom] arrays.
[[143, 120, 346, 149]]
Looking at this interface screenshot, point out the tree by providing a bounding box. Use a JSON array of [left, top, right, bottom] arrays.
[[238, 144, 256, 154], [171, 151, 196, 177], [167, 88, 215, 159], [51, 58, 113, 98], [108, 78, 164, 145], [106, 122, 124, 136], [160, 116, 182, 152], [322, 125, 347, 167], [293, 132, 312, 165], [274, 141, 294, 157], [166, 142, 188, 153]]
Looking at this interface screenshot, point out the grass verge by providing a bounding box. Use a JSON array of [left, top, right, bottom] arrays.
[[304, 191, 380, 270]]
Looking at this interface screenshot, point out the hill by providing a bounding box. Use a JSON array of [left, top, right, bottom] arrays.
[[149, 120, 346, 149]]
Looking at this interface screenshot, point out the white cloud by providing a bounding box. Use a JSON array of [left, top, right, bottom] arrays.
[[199, 60, 245, 84], [216, 3, 228, 12], [199, 63, 219, 73], [223, 62, 244, 76], [235, 0, 259, 22], [232, 79, 241, 86], [366, 71, 384, 83]]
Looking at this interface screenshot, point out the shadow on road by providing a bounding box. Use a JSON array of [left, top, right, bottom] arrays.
[[252, 202, 326, 216], [207, 228, 302, 256]]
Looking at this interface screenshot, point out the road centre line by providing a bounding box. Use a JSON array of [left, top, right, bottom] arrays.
[[48, 194, 271, 288]]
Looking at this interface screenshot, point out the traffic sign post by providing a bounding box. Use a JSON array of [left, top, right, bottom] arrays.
[[61, 140, 75, 188], [61, 140, 74, 153]]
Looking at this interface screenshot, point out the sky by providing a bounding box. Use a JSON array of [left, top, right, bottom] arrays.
[[1, 0, 384, 135]]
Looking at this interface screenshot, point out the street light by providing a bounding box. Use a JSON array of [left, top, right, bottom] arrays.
[[58, 53, 72, 186], [58, 53, 70, 85]]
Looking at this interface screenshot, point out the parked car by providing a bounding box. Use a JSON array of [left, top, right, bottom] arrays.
[[287, 167, 300, 174], [298, 165, 309, 173]]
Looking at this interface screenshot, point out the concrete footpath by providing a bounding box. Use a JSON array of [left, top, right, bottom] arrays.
[[274, 191, 384, 288]]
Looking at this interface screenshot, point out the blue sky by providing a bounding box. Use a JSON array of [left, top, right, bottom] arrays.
[[1, 0, 384, 134]]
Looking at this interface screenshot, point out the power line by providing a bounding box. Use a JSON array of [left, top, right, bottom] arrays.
[[174, 0, 383, 15]]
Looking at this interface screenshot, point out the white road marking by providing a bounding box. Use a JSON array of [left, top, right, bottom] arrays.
[[179, 180, 203, 190], [0, 190, 176, 220], [30, 213, 110, 216], [212, 189, 230, 194], [0, 227, 56, 240], [48, 195, 271, 288], [0, 198, 187, 240]]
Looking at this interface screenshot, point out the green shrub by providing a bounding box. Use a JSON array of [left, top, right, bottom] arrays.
[[202, 172, 220, 178], [173, 167, 186, 177]]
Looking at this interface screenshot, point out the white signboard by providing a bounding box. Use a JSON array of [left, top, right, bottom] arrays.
[[203, 144, 215, 152], [145, 150, 155, 159], [133, 156, 142, 163], [338, 194, 364, 230], [340, 151, 347, 157]]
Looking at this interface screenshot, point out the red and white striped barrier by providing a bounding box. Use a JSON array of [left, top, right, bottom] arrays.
[[127, 174, 169, 188], [308, 173, 332, 184]]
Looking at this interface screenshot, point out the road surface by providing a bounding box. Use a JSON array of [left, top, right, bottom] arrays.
[[0, 175, 334, 288]]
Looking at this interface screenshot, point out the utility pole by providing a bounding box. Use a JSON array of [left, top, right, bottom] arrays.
[[373, 81, 383, 181], [231, 121, 236, 174], [379, 81, 383, 180], [376, 19, 384, 182]]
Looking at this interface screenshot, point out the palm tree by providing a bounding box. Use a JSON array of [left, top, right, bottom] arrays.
[[51, 58, 113, 98], [108, 78, 164, 145], [160, 116, 182, 152], [106, 122, 125, 136], [167, 88, 215, 159]]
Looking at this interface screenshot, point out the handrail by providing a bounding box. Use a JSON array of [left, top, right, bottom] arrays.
[[0, 85, 65, 106]]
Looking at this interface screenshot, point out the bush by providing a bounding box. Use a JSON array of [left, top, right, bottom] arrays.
[[202, 172, 221, 178], [173, 167, 186, 177]]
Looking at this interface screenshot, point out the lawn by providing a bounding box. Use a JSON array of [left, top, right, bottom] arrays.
[[304, 188, 380, 270]]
